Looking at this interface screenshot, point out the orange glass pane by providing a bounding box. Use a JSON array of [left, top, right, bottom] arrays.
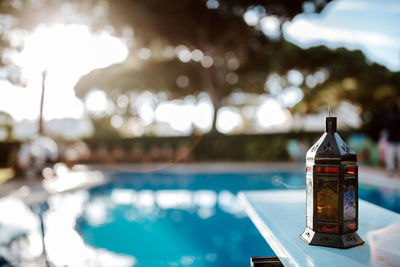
[[317, 186, 338, 221]]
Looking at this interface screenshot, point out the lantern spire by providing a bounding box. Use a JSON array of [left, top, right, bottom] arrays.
[[325, 106, 337, 133]]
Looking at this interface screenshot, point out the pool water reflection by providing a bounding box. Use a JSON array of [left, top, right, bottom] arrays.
[[58, 171, 400, 266], [74, 172, 302, 266], [77, 191, 261, 266]]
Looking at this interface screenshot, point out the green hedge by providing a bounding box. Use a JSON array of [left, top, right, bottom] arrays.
[[83, 132, 326, 162], [1, 131, 375, 167], [0, 142, 20, 167]]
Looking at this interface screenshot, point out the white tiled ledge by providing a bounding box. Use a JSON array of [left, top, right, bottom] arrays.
[[238, 190, 400, 267]]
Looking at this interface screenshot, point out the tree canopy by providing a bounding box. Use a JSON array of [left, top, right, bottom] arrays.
[[73, 0, 333, 131], [1, 0, 399, 139]]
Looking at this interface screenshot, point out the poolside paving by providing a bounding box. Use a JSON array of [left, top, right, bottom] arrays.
[[358, 165, 400, 190], [111, 162, 400, 191], [0, 162, 399, 202]]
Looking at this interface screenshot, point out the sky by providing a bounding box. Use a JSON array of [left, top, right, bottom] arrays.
[[284, 0, 400, 71]]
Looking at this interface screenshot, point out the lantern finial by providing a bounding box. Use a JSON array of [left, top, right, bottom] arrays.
[[325, 113, 337, 133]]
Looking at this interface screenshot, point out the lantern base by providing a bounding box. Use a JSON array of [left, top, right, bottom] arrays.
[[300, 227, 364, 249]]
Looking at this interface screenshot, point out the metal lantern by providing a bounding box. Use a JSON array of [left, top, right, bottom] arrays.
[[300, 113, 364, 248]]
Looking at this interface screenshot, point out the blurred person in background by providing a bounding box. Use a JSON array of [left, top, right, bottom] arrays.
[[378, 131, 388, 168], [17, 136, 58, 180], [384, 104, 400, 177]]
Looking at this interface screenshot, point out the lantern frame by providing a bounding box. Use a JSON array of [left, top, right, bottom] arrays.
[[300, 116, 364, 248]]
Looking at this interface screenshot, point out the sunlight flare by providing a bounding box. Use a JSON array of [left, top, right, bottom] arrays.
[[2, 24, 128, 121]]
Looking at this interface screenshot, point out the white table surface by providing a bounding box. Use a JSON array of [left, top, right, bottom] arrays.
[[238, 190, 400, 267]]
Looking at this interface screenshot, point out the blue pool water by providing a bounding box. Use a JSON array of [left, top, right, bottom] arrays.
[[73, 171, 400, 266]]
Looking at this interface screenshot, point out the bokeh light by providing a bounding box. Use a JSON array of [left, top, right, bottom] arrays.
[[216, 107, 242, 134], [256, 98, 291, 129]]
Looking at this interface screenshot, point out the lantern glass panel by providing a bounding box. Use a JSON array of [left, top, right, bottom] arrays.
[[317, 178, 338, 221], [344, 222, 357, 232], [343, 178, 357, 221], [306, 172, 313, 228], [317, 223, 338, 233]]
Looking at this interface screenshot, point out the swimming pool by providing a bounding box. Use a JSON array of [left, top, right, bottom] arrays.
[[45, 169, 400, 266]]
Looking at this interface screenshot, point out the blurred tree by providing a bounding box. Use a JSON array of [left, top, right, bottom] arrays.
[[289, 46, 400, 140], [0, 111, 14, 141], [1, 0, 399, 138], [1, 0, 331, 133], [74, 0, 331, 132]]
